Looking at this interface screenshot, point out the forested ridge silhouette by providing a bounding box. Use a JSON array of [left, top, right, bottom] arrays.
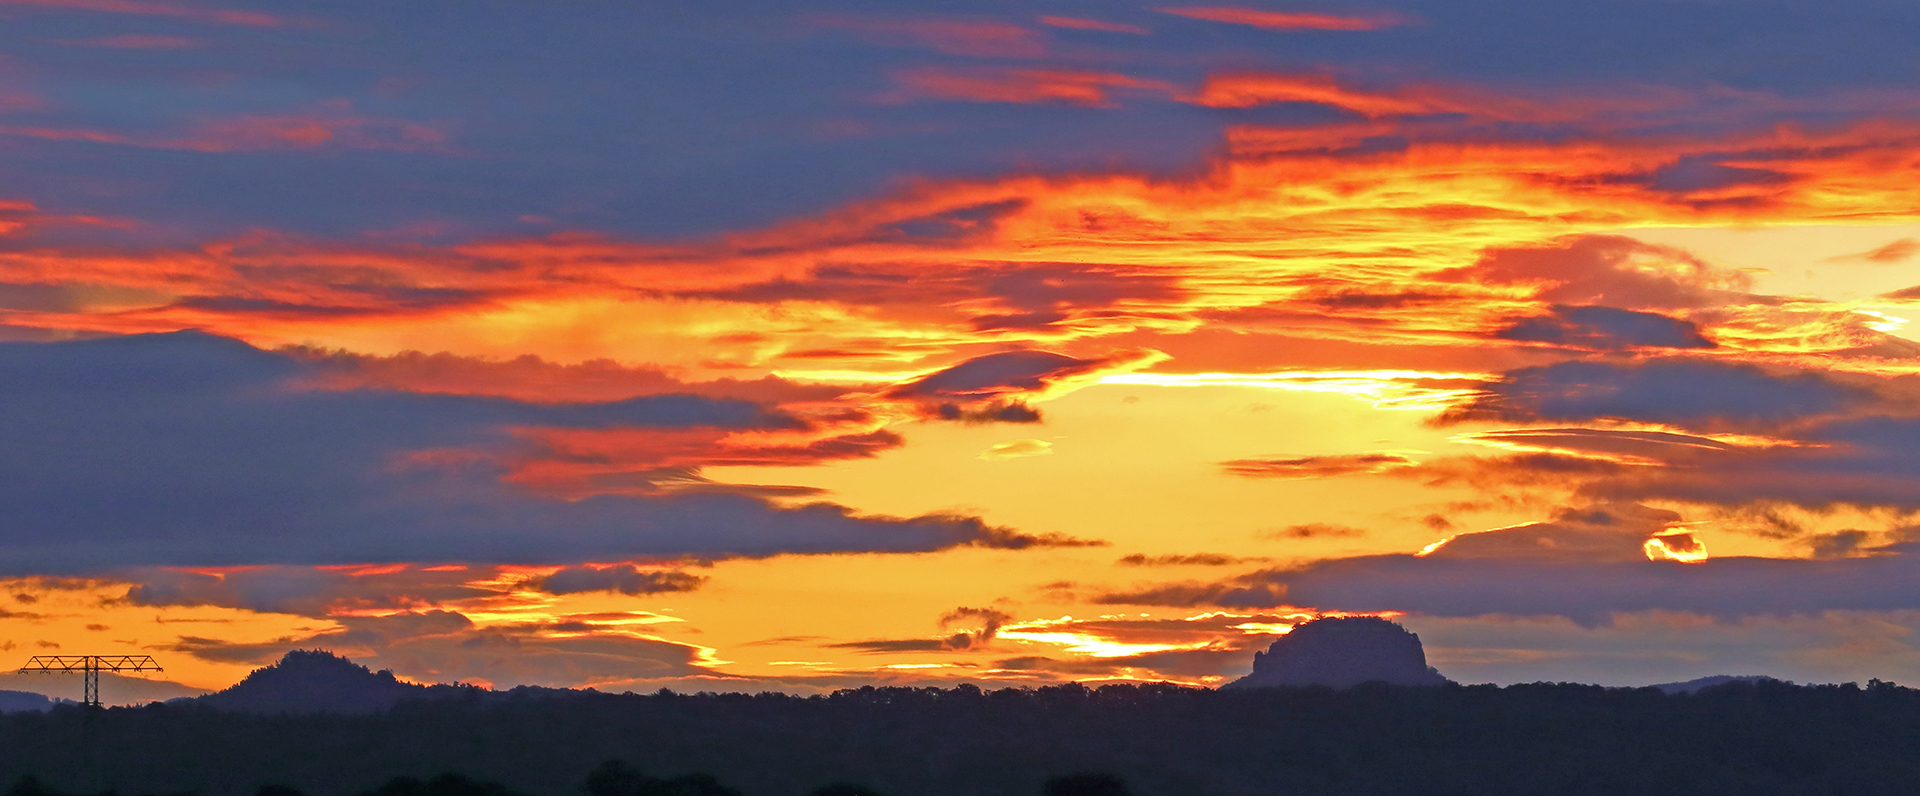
[[5, 677, 1920, 796]]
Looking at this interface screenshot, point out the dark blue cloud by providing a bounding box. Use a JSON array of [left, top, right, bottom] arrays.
[[0, 331, 1082, 572], [1277, 548, 1920, 623], [1096, 518, 1920, 623], [1445, 359, 1871, 428], [1581, 416, 1920, 512], [1496, 305, 1715, 350]]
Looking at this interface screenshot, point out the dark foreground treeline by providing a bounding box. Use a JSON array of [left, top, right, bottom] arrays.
[[5, 679, 1920, 796]]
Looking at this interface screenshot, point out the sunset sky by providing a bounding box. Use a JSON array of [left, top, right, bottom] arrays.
[[8, 0, 1920, 700]]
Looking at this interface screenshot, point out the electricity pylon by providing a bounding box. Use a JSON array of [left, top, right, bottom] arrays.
[[18, 655, 163, 708], [16, 655, 164, 792]]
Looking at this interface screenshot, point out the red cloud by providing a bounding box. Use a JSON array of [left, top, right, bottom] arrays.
[[810, 15, 1046, 58], [888, 67, 1175, 108], [0, 0, 283, 27], [1187, 72, 1686, 123], [1038, 16, 1150, 35], [1159, 6, 1400, 31], [59, 33, 201, 48], [0, 105, 451, 154], [1190, 72, 1440, 116], [0, 91, 45, 113]]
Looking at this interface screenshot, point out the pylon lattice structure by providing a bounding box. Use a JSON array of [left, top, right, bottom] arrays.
[[18, 655, 163, 708]]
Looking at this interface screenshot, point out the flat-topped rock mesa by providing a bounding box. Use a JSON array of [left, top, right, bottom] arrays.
[[1225, 617, 1450, 689]]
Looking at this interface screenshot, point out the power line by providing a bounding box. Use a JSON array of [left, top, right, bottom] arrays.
[[18, 655, 164, 708]]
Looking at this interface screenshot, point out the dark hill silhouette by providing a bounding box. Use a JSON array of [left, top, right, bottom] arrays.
[[0, 690, 51, 713], [192, 650, 452, 714], [1224, 617, 1449, 689], [1649, 674, 1782, 694]]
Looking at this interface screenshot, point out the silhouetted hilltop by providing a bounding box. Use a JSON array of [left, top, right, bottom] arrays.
[[1225, 617, 1449, 689], [1650, 674, 1782, 694], [192, 650, 454, 714], [0, 690, 51, 713]]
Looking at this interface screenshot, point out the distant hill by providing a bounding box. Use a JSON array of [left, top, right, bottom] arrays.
[[1649, 674, 1783, 694], [192, 650, 462, 714], [1224, 617, 1450, 689], [0, 689, 51, 713], [0, 670, 208, 707]]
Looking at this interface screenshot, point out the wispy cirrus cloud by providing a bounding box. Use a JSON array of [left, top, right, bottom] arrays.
[[1833, 238, 1920, 264], [54, 33, 201, 48], [886, 67, 1174, 108], [1220, 453, 1417, 479], [0, 107, 452, 154], [1117, 553, 1266, 567], [808, 15, 1047, 58], [1038, 16, 1150, 35], [1158, 6, 1402, 31], [0, 0, 284, 27], [979, 438, 1053, 460]]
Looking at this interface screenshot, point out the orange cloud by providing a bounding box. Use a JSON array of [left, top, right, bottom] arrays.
[[287, 346, 852, 405], [1159, 6, 1400, 31], [1191, 72, 1456, 116], [1191, 72, 1441, 116], [1220, 453, 1418, 479], [888, 67, 1175, 108], [503, 427, 900, 496], [8, 102, 1920, 401], [1188, 72, 1694, 124], [1832, 238, 1920, 264]]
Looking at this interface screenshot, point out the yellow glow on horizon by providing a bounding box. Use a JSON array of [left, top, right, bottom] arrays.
[[1230, 622, 1298, 634], [1855, 309, 1909, 333], [1099, 370, 1492, 411], [1644, 532, 1711, 563]]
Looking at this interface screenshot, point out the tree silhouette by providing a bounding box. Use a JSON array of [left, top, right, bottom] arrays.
[[4, 777, 61, 796], [808, 785, 888, 796], [581, 761, 739, 796], [1043, 773, 1133, 796], [363, 774, 525, 796]]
